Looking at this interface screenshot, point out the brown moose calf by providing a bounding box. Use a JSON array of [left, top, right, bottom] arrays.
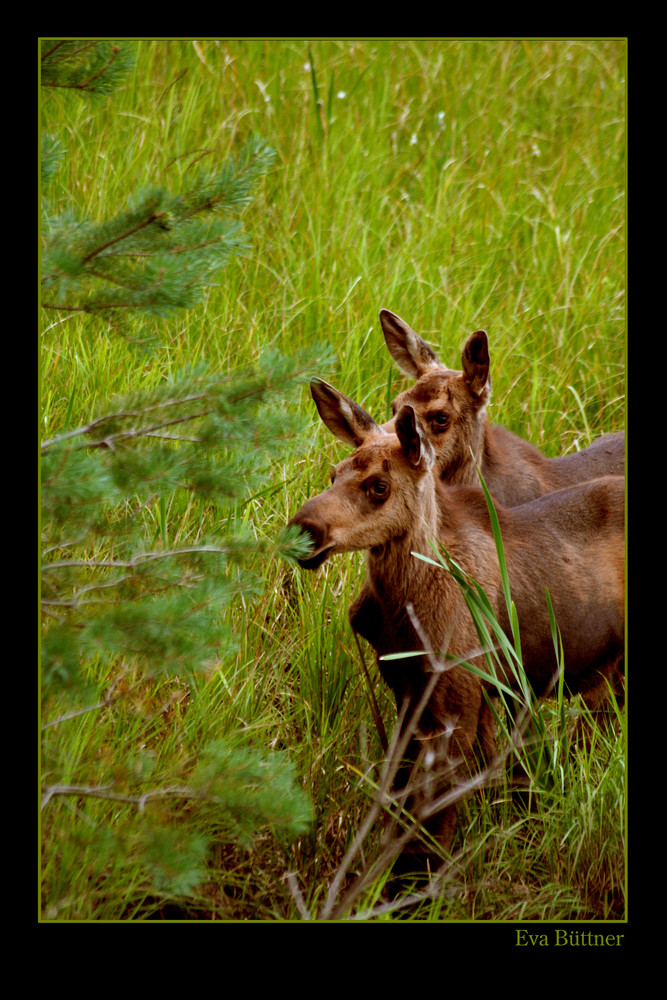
[[289, 379, 624, 878], [379, 308, 624, 505], [374, 307, 625, 709]]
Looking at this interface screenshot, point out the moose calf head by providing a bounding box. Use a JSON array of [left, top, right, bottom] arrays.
[[379, 309, 491, 481], [289, 379, 436, 570]]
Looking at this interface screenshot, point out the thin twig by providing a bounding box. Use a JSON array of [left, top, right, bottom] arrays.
[[283, 872, 312, 921], [40, 40, 68, 62], [76, 45, 120, 91], [42, 544, 240, 573], [40, 382, 234, 451], [41, 669, 141, 731], [79, 210, 165, 265], [40, 783, 203, 813], [317, 700, 410, 921]]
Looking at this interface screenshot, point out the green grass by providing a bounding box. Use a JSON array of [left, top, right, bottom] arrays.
[[40, 38, 626, 922]]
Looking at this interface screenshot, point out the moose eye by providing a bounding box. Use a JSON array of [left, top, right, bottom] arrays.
[[430, 411, 450, 433], [367, 480, 390, 503]]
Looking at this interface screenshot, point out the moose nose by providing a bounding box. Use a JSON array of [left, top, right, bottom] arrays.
[[287, 516, 323, 552], [287, 515, 333, 570]]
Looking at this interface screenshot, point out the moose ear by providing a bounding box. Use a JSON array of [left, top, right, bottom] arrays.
[[395, 404, 434, 470], [379, 308, 442, 378], [310, 379, 382, 448], [461, 330, 491, 398]]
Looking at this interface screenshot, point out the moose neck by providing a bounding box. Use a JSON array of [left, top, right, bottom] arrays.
[[440, 406, 489, 487], [367, 475, 450, 617], [471, 410, 489, 473]]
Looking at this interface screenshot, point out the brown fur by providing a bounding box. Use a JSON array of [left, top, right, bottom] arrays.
[[374, 308, 625, 710], [288, 381, 625, 875], [379, 308, 624, 504]]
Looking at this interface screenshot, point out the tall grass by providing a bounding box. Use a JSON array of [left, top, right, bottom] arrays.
[[40, 38, 625, 921]]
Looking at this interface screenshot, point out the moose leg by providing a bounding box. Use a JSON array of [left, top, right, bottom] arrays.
[[387, 674, 494, 892], [573, 655, 625, 748], [387, 732, 460, 889], [580, 656, 625, 712]]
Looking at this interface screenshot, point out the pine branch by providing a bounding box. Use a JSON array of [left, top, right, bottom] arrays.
[[40, 42, 318, 917], [41, 398, 212, 453], [79, 211, 168, 264], [78, 409, 209, 451], [41, 668, 142, 730], [41, 41, 97, 65], [75, 44, 121, 93], [41, 782, 203, 812], [40, 40, 69, 62], [40, 40, 135, 97], [42, 543, 260, 573]]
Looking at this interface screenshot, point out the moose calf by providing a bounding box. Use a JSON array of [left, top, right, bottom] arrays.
[[379, 308, 624, 505], [374, 307, 626, 709], [289, 379, 624, 877]]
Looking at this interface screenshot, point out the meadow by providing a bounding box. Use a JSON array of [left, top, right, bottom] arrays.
[[40, 38, 626, 921]]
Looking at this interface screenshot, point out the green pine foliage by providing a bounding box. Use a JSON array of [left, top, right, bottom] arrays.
[[40, 40, 324, 919], [41, 352, 326, 694], [40, 40, 137, 97], [41, 133, 276, 331]]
